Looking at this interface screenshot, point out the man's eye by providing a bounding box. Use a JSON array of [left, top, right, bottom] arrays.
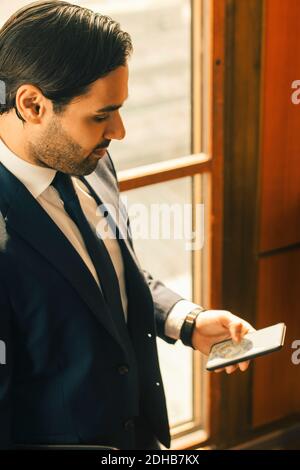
[[93, 115, 108, 122]]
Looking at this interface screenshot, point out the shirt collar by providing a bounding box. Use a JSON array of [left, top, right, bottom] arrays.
[[0, 136, 56, 199]]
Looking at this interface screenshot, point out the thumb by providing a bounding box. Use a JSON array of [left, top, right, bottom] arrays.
[[221, 314, 250, 343]]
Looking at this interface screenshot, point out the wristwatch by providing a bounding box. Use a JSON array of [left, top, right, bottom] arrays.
[[179, 307, 206, 349]]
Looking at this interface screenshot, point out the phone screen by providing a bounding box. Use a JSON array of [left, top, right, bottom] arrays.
[[206, 323, 286, 371]]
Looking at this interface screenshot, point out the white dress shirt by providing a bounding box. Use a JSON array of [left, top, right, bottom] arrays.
[[0, 137, 198, 340]]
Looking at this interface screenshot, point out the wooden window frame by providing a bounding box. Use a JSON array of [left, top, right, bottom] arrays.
[[117, 0, 225, 449]]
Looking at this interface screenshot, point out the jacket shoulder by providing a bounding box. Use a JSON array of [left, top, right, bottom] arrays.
[[94, 151, 120, 191], [105, 151, 118, 181]]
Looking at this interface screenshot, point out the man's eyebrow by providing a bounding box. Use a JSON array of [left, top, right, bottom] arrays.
[[95, 103, 123, 113], [95, 96, 129, 113]]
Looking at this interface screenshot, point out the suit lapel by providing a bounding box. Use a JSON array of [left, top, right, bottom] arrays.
[[84, 165, 141, 267], [81, 166, 155, 319], [0, 163, 128, 354]]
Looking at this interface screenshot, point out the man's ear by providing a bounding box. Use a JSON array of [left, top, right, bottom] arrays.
[[15, 84, 46, 123]]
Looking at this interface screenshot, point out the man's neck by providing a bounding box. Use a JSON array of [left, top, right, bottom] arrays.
[[0, 115, 31, 163]]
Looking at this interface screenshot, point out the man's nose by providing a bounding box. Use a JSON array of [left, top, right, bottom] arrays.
[[104, 111, 126, 141]]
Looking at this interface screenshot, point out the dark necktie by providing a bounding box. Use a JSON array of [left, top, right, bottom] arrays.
[[51, 171, 126, 331]]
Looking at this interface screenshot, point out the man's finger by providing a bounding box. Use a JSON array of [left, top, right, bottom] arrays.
[[229, 320, 255, 343], [214, 367, 225, 373], [225, 364, 238, 374], [222, 313, 256, 339], [229, 321, 244, 343], [238, 360, 250, 372]]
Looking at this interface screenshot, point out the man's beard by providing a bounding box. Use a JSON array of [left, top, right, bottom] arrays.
[[26, 118, 99, 176]]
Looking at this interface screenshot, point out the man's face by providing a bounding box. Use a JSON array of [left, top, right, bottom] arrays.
[[27, 65, 128, 176]]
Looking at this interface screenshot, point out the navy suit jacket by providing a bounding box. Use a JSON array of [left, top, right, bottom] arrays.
[[0, 153, 183, 450]]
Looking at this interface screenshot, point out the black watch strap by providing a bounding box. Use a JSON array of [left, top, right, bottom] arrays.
[[179, 307, 206, 349]]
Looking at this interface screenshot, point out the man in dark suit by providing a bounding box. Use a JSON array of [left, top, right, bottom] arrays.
[[0, 1, 253, 450]]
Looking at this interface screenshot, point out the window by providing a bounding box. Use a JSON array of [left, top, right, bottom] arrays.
[[78, 0, 213, 446], [97, 0, 191, 170]]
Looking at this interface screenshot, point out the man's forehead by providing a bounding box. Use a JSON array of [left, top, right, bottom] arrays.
[[86, 65, 128, 104]]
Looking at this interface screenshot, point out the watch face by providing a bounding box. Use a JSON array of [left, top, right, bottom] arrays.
[[210, 338, 253, 360]]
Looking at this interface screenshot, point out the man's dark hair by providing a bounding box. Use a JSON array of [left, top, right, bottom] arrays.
[[0, 0, 133, 122]]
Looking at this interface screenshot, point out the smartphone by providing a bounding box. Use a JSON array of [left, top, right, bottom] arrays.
[[206, 322, 286, 371]]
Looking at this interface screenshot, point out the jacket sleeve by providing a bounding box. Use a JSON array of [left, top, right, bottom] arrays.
[[106, 152, 184, 345], [141, 269, 183, 345], [0, 265, 13, 449]]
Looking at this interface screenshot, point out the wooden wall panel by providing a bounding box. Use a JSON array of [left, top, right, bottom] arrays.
[[217, 0, 300, 446], [253, 249, 300, 427], [221, 0, 263, 447], [259, 0, 300, 253]]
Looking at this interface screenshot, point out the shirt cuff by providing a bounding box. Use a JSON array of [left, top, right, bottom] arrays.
[[164, 300, 200, 340]]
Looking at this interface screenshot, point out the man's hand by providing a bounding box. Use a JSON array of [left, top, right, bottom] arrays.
[[191, 310, 255, 374]]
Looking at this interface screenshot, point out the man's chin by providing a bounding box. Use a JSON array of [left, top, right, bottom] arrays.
[[67, 152, 104, 176], [69, 161, 99, 177]]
